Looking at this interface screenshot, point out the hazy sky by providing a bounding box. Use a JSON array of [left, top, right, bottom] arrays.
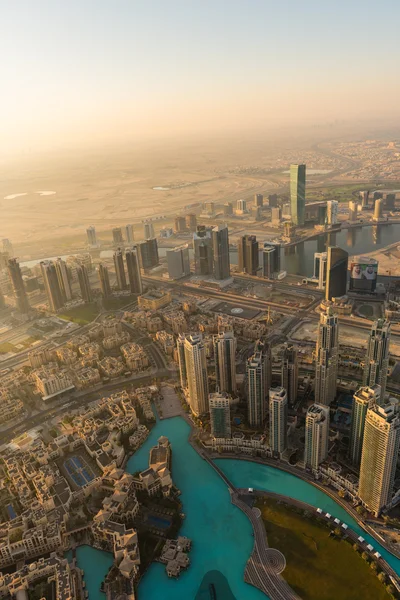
[[1, 0, 400, 153]]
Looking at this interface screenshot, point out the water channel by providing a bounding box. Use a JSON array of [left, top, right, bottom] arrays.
[[74, 416, 400, 599]]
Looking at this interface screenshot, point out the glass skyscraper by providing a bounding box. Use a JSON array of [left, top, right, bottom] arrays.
[[290, 164, 306, 226]]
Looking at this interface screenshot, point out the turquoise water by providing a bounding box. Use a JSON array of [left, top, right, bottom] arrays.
[[74, 416, 400, 599]]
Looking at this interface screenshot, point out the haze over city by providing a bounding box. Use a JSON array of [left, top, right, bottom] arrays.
[[2, 2, 400, 600]]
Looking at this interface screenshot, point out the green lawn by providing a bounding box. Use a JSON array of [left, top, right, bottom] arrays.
[[257, 498, 391, 600], [59, 303, 100, 325]]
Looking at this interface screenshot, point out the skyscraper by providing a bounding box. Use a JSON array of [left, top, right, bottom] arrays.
[[184, 334, 209, 416], [281, 343, 298, 406], [143, 221, 155, 239], [326, 200, 338, 225], [193, 226, 213, 276], [112, 227, 124, 245], [213, 331, 237, 395], [209, 392, 231, 438], [2, 239, 14, 257], [166, 247, 191, 280], [262, 242, 281, 279], [40, 260, 64, 312], [373, 198, 384, 221], [247, 339, 271, 427], [358, 403, 400, 516], [313, 252, 327, 290], [174, 216, 186, 232], [86, 226, 98, 247], [254, 194, 263, 207], [177, 334, 188, 389], [76, 264, 93, 303], [212, 225, 230, 280], [55, 258, 72, 302], [348, 201, 358, 221], [98, 263, 112, 298], [325, 246, 348, 300], [185, 213, 197, 232], [7, 258, 30, 313], [314, 308, 339, 406], [304, 404, 330, 470], [125, 247, 143, 294], [290, 164, 306, 226], [236, 199, 247, 213], [349, 385, 381, 466], [124, 224, 134, 244], [359, 191, 369, 208], [363, 319, 391, 400], [113, 248, 127, 290], [269, 387, 288, 455], [138, 238, 159, 270], [237, 235, 259, 275], [223, 203, 233, 216]]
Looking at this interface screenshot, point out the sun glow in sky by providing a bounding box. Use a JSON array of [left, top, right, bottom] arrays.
[[1, 0, 400, 153]]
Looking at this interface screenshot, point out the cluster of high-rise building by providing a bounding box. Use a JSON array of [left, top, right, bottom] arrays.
[[237, 235, 281, 279], [192, 224, 230, 280]]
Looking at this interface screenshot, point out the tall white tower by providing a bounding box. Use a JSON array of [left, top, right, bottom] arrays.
[[304, 404, 330, 470], [184, 334, 209, 416]]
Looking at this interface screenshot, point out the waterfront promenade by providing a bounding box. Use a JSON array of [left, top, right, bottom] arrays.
[[201, 451, 301, 599]]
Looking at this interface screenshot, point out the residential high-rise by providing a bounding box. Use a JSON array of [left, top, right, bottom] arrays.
[[213, 331, 237, 395], [349, 385, 381, 466], [113, 248, 127, 290], [209, 392, 231, 438], [313, 252, 327, 290], [124, 224, 134, 244], [254, 194, 263, 207], [193, 226, 213, 276], [212, 225, 230, 280], [86, 226, 98, 247], [186, 213, 197, 232], [326, 200, 338, 225], [314, 308, 339, 406], [281, 344, 298, 406], [7, 258, 30, 313], [325, 246, 348, 300], [268, 194, 278, 208], [304, 404, 330, 470], [138, 238, 159, 270], [363, 319, 391, 399], [166, 247, 191, 280], [177, 334, 188, 389], [271, 207, 282, 224], [237, 235, 259, 275], [290, 164, 306, 226], [125, 247, 143, 294], [204, 202, 215, 216], [373, 198, 384, 221], [386, 193, 396, 209], [247, 340, 271, 427], [262, 242, 281, 279], [348, 201, 358, 221], [359, 191, 369, 208], [55, 258, 72, 302], [184, 334, 209, 416], [358, 403, 400, 516], [98, 264, 112, 298], [174, 216, 186, 233], [76, 264, 93, 303], [40, 260, 64, 312], [112, 227, 124, 245], [236, 199, 247, 213], [143, 221, 155, 239], [223, 203, 233, 216], [269, 387, 288, 455]]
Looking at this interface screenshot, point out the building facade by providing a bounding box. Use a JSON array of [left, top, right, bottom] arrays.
[[269, 387, 288, 455], [237, 235, 258, 275], [209, 392, 231, 438], [325, 246, 348, 300], [314, 308, 339, 406], [363, 319, 391, 400], [213, 331, 237, 395], [183, 335, 209, 416], [349, 385, 381, 466], [212, 225, 230, 280], [281, 343, 298, 406], [304, 403, 330, 470], [247, 340, 271, 427], [290, 164, 306, 226]]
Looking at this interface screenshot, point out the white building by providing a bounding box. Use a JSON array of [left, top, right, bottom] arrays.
[[304, 403, 330, 470], [166, 247, 191, 280], [327, 200, 338, 225], [358, 402, 400, 516]]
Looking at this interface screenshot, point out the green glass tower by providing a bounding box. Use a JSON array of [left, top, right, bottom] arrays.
[[290, 164, 306, 226]]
